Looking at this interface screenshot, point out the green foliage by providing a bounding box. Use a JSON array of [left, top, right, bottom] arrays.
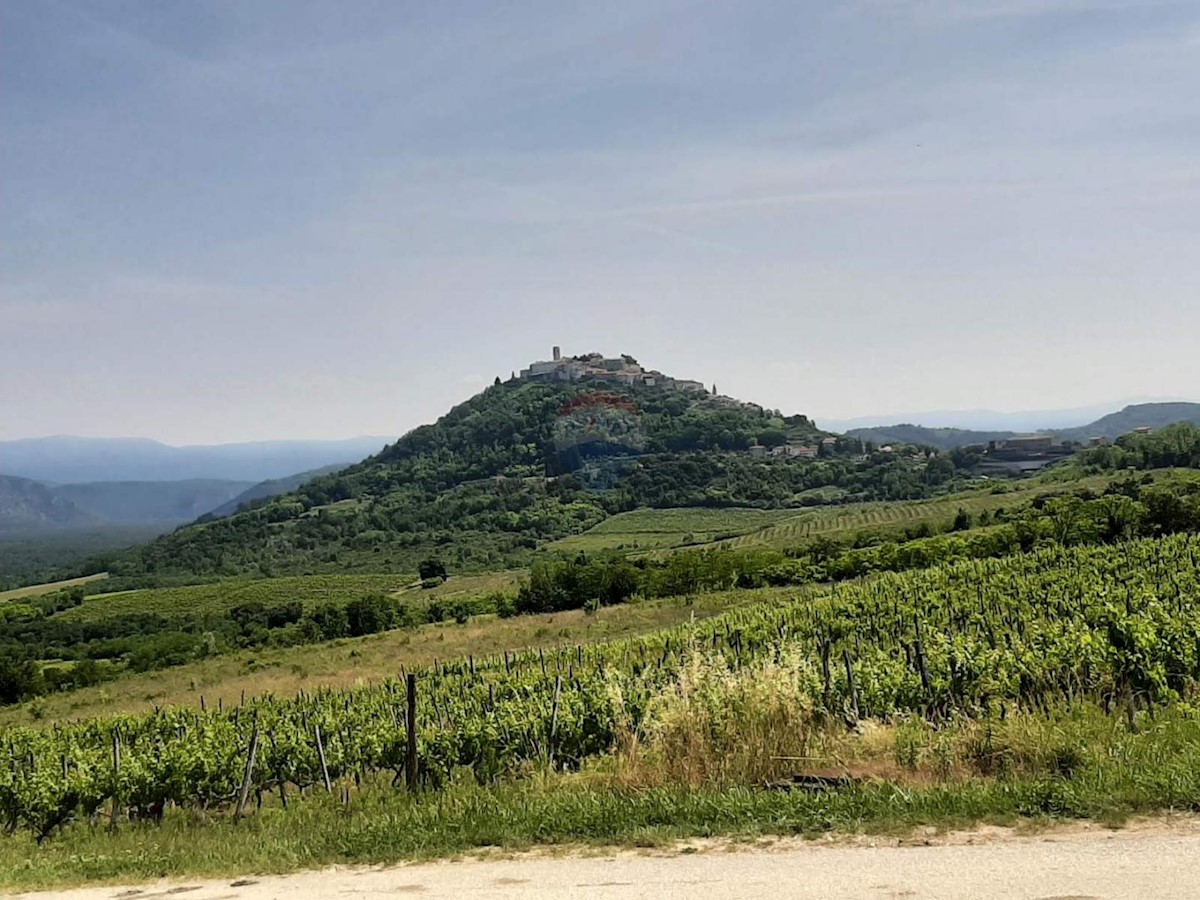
[[89, 381, 962, 583], [417, 558, 448, 582], [3, 535, 1200, 840], [1075, 423, 1200, 471]]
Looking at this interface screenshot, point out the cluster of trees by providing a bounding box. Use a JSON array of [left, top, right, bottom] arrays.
[[1075, 422, 1200, 471], [507, 474, 1200, 616], [0, 586, 490, 706], [607, 449, 960, 510]]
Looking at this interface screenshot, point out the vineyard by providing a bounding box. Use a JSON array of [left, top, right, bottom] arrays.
[[3, 534, 1198, 841], [711, 489, 1069, 550], [553, 472, 1133, 556], [549, 507, 798, 552]]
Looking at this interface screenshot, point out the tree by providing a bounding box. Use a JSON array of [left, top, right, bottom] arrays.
[[418, 557, 448, 581]]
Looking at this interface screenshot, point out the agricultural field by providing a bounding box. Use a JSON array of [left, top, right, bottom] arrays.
[[0, 572, 108, 602], [3, 534, 1199, 848], [56, 574, 414, 626], [0, 586, 784, 725], [548, 507, 799, 552], [389, 570, 525, 604], [552, 471, 1137, 557]]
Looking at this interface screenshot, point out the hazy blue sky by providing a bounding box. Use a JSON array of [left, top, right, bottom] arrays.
[[3, 0, 1198, 443]]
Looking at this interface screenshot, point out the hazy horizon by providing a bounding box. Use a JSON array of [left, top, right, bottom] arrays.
[[4, 2, 1199, 444], [4, 391, 1198, 447]]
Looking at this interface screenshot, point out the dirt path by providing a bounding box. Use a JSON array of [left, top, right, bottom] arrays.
[[17, 819, 1200, 900]]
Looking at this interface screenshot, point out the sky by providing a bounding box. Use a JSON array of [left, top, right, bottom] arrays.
[[2, 0, 1198, 444]]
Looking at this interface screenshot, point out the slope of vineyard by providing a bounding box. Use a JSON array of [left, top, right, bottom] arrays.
[[0, 587, 775, 726], [548, 507, 799, 552], [552, 471, 1140, 555], [3, 534, 1197, 840]]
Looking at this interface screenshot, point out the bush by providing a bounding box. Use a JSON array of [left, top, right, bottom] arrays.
[[418, 558, 448, 582]]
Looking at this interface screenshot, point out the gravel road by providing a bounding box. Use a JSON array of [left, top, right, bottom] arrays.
[[16, 819, 1200, 900]]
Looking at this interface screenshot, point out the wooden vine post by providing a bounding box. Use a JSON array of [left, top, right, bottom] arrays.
[[405, 673, 418, 793], [547, 675, 562, 770], [110, 731, 121, 830], [843, 648, 860, 725], [235, 718, 260, 821], [314, 723, 332, 794]]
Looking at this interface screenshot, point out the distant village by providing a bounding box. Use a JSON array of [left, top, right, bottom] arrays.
[[518, 348, 1161, 472], [519, 347, 710, 394]]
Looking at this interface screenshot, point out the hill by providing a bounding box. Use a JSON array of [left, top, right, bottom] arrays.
[[843, 424, 1016, 451], [1057, 402, 1200, 442], [92, 355, 969, 582], [844, 402, 1200, 450], [52, 479, 254, 525], [0, 476, 94, 532], [0, 435, 392, 483], [199, 465, 346, 521]]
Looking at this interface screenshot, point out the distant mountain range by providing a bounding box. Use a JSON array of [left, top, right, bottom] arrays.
[[0, 475, 255, 533], [52, 479, 256, 525], [0, 435, 393, 484], [844, 402, 1200, 451], [0, 476, 95, 531]]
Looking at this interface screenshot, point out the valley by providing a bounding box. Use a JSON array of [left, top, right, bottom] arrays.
[[2, 360, 1199, 892], [8, 2, 1200, 892]]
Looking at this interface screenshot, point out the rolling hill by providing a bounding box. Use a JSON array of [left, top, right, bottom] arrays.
[[845, 402, 1200, 450], [0, 435, 392, 483], [841, 424, 1017, 451], [90, 358, 971, 582], [1055, 402, 1200, 442], [199, 465, 346, 521]]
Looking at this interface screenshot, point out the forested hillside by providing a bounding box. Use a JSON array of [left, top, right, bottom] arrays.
[[1073, 422, 1200, 471], [91, 378, 967, 582], [0, 477, 93, 531], [199, 465, 344, 520], [844, 424, 1016, 450], [1057, 402, 1200, 442]]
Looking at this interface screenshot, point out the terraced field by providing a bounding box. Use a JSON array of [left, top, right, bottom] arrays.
[[713, 494, 1011, 549]]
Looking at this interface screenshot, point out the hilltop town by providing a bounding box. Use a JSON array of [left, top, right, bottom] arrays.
[[519, 347, 710, 394]]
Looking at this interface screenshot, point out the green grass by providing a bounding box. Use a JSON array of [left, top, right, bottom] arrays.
[[3, 703, 1198, 892], [56, 574, 414, 625], [0, 572, 108, 602]]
